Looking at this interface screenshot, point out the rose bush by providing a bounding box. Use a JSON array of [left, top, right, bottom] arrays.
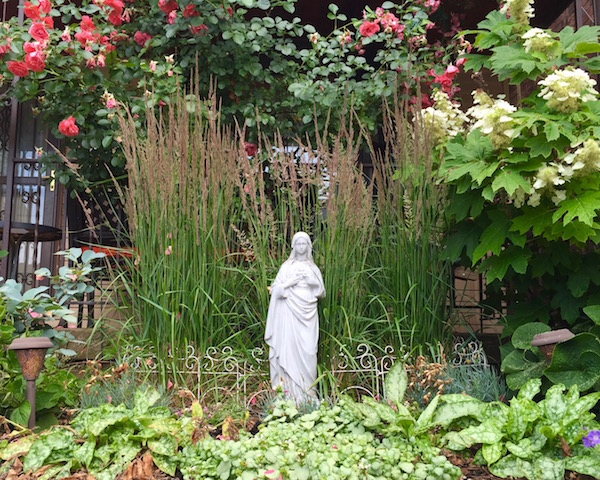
[[0, 0, 462, 189]]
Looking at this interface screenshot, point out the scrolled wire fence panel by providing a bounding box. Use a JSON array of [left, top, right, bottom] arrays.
[[124, 339, 487, 407]]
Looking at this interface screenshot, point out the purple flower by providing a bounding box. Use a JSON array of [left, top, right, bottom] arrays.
[[582, 429, 600, 448]]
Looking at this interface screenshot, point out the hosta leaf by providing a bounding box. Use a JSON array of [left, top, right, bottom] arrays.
[[506, 438, 535, 459]]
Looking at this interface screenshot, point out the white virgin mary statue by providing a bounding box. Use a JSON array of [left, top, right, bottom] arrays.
[[265, 232, 325, 401]]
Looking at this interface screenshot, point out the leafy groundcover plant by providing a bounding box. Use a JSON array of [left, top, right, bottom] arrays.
[[443, 378, 600, 480]]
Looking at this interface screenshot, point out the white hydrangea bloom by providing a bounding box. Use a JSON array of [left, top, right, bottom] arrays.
[[568, 139, 600, 174], [522, 28, 555, 55], [532, 163, 563, 190], [527, 191, 541, 207], [551, 189, 566, 205], [538, 68, 598, 113], [421, 90, 468, 145], [500, 0, 535, 25], [467, 90, 517, 149]]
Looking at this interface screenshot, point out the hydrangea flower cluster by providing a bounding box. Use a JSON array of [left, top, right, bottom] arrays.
[[466, 90, 517, 150], [538, 68, 598, 113], [421, 90, 468, 145], [500, 0, 535, 25], [522, 28, 557, 55], [529, 140, 600, 206]]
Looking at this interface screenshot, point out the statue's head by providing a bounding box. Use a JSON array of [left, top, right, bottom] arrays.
[[290, 231, 313, 262]]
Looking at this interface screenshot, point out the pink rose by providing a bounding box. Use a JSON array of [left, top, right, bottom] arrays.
[[29, 22, 49, 41], [7, 61, 30, 77], [106, 97, 117, 109], [158, 0, 178, 15], [445, 65, 459, 77], [134, 30, 152, 47], [456, 57, 467, 67], [42, 16, 54, 29], [58, 116, 79, 137], [167, 10, 177, 24], [96, 53, 106, 67], [25, 51, 45, 72], [359, 20, 380, 38], [190, 24, 208, 35], [38, 0, 52, 14], [24, 2, 40, 20], [183, 4, 198, 17], [61, 27, 71, 42]]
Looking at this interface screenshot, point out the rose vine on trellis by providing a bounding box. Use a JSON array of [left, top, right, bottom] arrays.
[[0, 0, 463, 188]]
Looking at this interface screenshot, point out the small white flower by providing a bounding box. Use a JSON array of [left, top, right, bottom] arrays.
[[551, 189, 566, 205], [421, 90, 468, 145], [500, 0, 535, 25]]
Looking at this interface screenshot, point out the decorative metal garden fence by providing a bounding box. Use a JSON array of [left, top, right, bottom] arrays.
[[124, 339, 487, 407]]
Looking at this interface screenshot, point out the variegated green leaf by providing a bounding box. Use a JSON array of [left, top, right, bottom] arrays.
[[384, 362, 407, 407], [566, 454, 600, 478], [481, 441, 505, 465]]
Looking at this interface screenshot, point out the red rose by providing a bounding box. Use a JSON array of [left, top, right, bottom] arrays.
[[158, 0, 178, 15], [25, 51, 45, 72], [24, 2, 40, 19], [29, 22, 49, 41], [81, 16, 96, 32], [38, 0, 52, 14], [183, 4, 198, 17], [133, 30, 152, 47], [108, 9, 122, 26], [7, 61, 30, 77], [244, 142, 258, 157], [190, 24, 208, 35], [58, 116, 79, 137], [42, 16, 54, 29], [359, 20, 380, 38]]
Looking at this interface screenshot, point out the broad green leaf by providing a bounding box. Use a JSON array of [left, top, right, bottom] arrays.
[[552, 190, 600, 227], [565, 454, 600, 477], [540, 384, 567, 422], [489, 454, 525, 479], [74, 440, 95, 467], [491, 168, 531, 196], [472, 213, 511, 263], [153, 453, 177, 476], [415, 394, 440, 433], [545, 334, 600, 390], [517, 378, 543, 401], [583, 304, 600, 325], [504, 356, 546, 391], [480, 245, 530, 283], [432, 394, 486, 426], [532, 456, 565, 480], [512, 323, 551, 350], [148, 434, 177, 457], [559, 25, 600, 53], [10, 401, 31, 427], [384, 362, 407, 407], [481, 441, 505, 465], [0, 436, 35, 461], [451, 421, 504, 447], [23, 438, 52, 472]]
